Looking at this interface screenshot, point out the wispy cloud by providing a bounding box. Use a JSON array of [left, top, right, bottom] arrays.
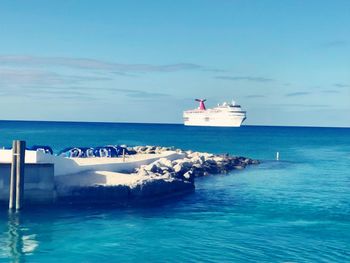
[[201, 68, 227, 73], [0, 79, 171, 101], [0, 56, 221, 103], [321, 40, 348, 48], [245, 95, 265, 98], [334, 83, 350, 88], [285, 92, 311, 97], [0, 85, 97, 101], [111, 88, 170, 99], [321, 89, 340, 94], [0, 68, 111, 86], [111, 71, 138, 77], [215, 76, 274, 82], [68, 86, 171, 98], [271, 103, 330, 108], [0, 55, 208, 73]]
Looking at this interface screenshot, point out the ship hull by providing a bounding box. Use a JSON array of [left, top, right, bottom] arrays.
[[183, 112, 246, 127]]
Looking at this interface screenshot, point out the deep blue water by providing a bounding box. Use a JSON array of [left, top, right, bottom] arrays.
[[0, 121, 349, 262]]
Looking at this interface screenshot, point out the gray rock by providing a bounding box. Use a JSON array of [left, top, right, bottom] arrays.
[[144, 163, 158, 173], [178, 161, 193, 169], [205, 159, 217, 166], [191, 167, 205, 177], [173, 164, 184, 174], [183, 171, 192, 180], [139, 146, 147, 152], [190, 156, 204, 165], [156, 158, 173, 168], [130, 178, 194, 198], [137, 168, 150, 176], [127, 149, 137, 155]]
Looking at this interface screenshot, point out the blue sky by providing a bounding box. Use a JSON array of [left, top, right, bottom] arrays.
[[0, 0, 349, 127]]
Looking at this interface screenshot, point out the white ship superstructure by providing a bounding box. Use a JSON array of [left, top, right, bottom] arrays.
[[183, 99, 246, 127]]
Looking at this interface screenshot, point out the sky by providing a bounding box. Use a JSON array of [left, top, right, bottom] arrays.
[[0, 0, 349, 127]]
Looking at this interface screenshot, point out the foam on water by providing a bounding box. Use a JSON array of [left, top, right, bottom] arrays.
[[0, 121, 349, 262]]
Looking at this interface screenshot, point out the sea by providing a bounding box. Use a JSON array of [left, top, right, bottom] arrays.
[[0, 121, 349, 262]]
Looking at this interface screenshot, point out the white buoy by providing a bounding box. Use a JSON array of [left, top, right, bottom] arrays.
[[276, 151, 280, 161]]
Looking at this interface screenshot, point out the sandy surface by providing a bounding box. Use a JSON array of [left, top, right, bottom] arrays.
[[95, 171, 143, 185], [70, 152, 175, 166]]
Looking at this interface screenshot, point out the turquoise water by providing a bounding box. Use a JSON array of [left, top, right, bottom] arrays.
[[0, 121, 349, 262]]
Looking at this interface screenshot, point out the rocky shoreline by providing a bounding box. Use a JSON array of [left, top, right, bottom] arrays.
[[134, 146, 259, 180], [59, 145, 259, 203]]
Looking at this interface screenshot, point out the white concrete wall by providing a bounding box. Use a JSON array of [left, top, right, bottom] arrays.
[[0, 149, 184, 176], [0, 149, 43, 163], [0, 163, 55, 204]]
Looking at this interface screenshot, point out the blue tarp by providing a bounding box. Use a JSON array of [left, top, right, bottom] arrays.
[[57, 145, 135, 158], [27, 145, 54, 155]]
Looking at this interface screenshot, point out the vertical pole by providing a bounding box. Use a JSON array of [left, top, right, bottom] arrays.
[[276, 151, 280, 161], [122, 149, 126, 162], [9, 141, 18, 210], [15, 141, 25, 210]]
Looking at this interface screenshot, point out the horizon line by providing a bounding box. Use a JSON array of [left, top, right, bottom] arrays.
[[0, 118, 349, 129]]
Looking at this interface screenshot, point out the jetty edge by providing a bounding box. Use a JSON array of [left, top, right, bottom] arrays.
[[0, 145, 259, 205]]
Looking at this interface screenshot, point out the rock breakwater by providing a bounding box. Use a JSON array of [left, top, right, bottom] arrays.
[[134, 146, 259, 183], [57, 145, 259, 204]]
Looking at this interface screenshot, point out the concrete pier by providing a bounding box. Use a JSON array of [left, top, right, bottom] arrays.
[[0, 145, 259, 205]]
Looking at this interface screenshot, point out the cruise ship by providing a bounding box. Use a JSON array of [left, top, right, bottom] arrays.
[[183, 99, 246, 127]]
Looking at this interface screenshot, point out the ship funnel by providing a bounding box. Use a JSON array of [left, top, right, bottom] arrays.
[[195, 99, 207, 110]]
